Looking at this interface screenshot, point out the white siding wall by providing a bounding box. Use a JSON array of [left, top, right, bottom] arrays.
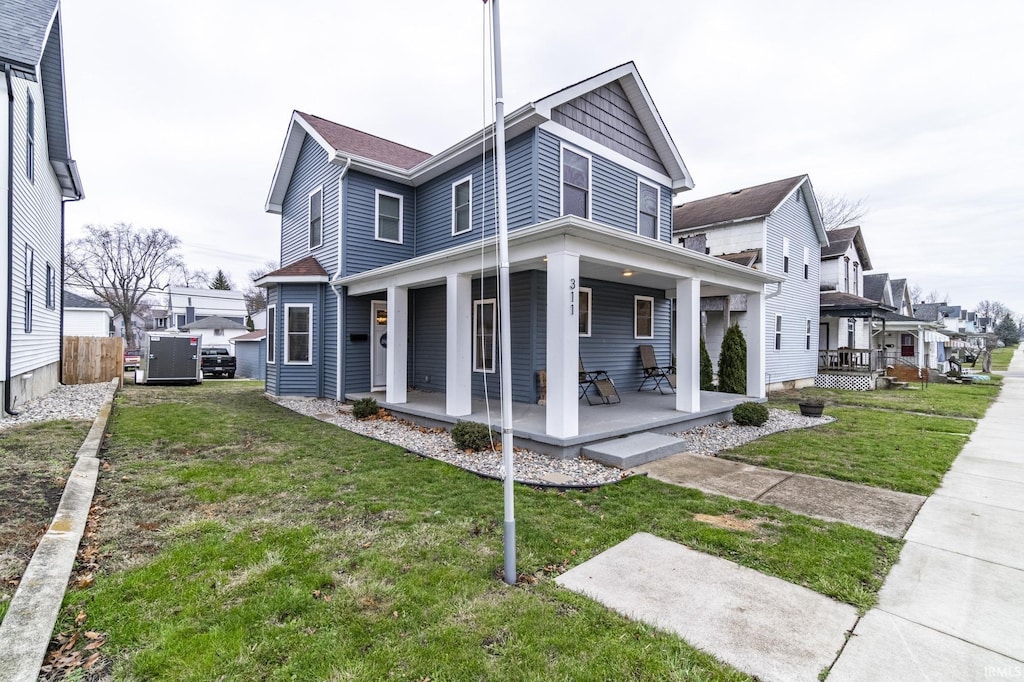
[[702, 219, 765, 259], [64, 309, 112, 337], [9, 75, 65, 380], [0, 78, 9, 377]]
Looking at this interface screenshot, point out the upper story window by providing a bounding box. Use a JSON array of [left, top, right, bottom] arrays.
[[451, 177, 472, 235], [638, 181, 659, 239], [782, 237, 790, 273], [844, 257, 850, 292], [852, 262, 859, 295], [26, 94, 35, 182], [803, 247, 810, 279], [561, 147, 590, 219], [45, 263, 55, 308], [376, 190, 403, 243], [308, 187, 323, 249]]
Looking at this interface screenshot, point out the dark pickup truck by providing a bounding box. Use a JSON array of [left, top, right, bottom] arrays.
[[200, 347, 236, 379]]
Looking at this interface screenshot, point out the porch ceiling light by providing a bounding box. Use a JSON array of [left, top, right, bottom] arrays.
[[622, 269, 634, 277]]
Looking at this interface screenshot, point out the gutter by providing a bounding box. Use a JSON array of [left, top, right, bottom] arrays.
[[4, 63, 18, 415], [332, 159, 351, 401]]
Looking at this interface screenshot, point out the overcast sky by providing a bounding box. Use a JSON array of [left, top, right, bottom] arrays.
[[59, 0, 1024, 317]]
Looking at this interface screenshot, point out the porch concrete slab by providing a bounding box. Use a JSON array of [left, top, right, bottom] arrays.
[[876, 542, 1024, 661], [948, 455, 1024, 484], [904, 496, 1024, 570], [934, 470, 1024, 511], [581, 432, 688, 469], [556, 532, 857, 682], [828, 610, 1022, 682], [757, 474, 925, 538], [634, 453, 789, 500]]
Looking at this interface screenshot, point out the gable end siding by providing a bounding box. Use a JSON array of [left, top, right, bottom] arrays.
[[551, 80, 667, 175], [280, 134, 339, 271], [343, 171, 415, 275]]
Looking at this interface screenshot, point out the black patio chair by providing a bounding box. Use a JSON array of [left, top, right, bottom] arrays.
[[579, 357, 620, 405], [638, 344, 676, 394]]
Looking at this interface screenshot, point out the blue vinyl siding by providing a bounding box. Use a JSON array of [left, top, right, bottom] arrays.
[[344, 295, 373, 394], [536, 129, 561, 221], [409, 286, 447, 392], [275, 284, 323, 396], [660, 183, 673, 242], [265, 288, 279, 394], [506, 131, 536, 229], [322, 288, 338, 397], [280, 134, 340, 271], [343, 171, 415, 275]]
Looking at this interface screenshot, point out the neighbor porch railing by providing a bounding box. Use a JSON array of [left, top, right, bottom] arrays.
[[817, 348, 884, 372]]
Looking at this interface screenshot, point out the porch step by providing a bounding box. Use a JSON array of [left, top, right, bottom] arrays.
[[582, 432, 688, 469]]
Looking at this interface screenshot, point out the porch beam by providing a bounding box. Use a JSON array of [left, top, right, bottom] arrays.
[[446, 274, 472, 416], [746, 290, 766, 399], [545, 250, 580, 438], [386, 285, 408, 404], [675, 278, 700, 412]]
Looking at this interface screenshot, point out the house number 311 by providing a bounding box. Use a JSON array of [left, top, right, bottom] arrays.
[[569, 278, 576, 316]]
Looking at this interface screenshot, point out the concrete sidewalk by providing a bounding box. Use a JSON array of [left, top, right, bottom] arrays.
[[633, 452, 925, 538], [829, 346, 1024, 680]]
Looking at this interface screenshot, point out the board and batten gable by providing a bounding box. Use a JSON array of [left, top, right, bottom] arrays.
[[535, 128, 672, 239], [8, 74, 65, 387], [763, 190, 822, 384], [279, 133, 340, 273]]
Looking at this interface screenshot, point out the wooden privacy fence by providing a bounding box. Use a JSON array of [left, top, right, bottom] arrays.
[[63, 336, 124, 386]]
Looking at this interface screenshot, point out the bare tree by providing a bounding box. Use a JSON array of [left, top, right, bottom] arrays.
[[908, 283, 923, 305], [66, 223, 184, 348], [817, 192, 869, 231], [171, 264, 211, 288], [243, 260, 278, 317], [924, 290, 950, 304]]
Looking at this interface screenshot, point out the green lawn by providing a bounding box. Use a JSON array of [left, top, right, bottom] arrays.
[[990, 345, 1018, 371], [49, 383, 901, 680], [778, 379, 1001, 419]]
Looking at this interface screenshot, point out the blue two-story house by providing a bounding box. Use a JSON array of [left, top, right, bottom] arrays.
[[258, 63, 779, 454]]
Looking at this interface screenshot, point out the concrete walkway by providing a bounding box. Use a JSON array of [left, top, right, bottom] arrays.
[[0, 379, 118, 682], [633, 452, 926, 538], [829, 346, 1024, 680]]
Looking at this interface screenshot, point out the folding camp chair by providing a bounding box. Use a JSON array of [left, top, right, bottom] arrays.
[[638, 344, 676, 394], [579, 357, 620, 405]]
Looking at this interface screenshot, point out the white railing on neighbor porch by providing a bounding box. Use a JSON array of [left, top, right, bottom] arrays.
[[817, 348, 885, 372]]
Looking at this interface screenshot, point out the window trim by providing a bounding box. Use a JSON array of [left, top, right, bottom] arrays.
[[284, 303, 313, 365], [26, 93, 35, 182], [266, 305, 276, 364], [473, 298, 497, 373], [24, 245, 34, 333], [782, 236, 790, 273], [578, 287, 592, 337], [852, 261, 859, 295], [634, 295, 655, 339], [806, 319, 812, 351], [803, 246, 810, 280], [451, 175, 473, 236], [308, 186, 323, 250], [774, 314, 783, 351], [560, 145, 591, 219], [45, 262, 54, 309], [637, 179, 660, 239], [375, 189, 404, 244]]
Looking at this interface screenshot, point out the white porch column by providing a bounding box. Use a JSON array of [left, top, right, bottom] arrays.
[[446, 274, 472, 416], [917, 326, 925, 371], [545, 250, 580, 438], [746, 289, 766, 399], [386, 285, 408, 404], [675, 278, 700, 412]]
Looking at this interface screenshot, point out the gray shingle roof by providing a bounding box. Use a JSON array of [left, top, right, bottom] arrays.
[[63, 290, 106, 309], [672, 175, 807, 232], [181, 316, 248, 331], [862, 273, 888, 303], [0, 0, 56, 69], [914, 303, 960, 322]]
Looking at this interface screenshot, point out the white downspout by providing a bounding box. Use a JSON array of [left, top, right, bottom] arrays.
[[332, 159, 351, 401]]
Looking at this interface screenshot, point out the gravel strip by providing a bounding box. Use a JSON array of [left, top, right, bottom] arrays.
[[0, 382, 114, 431], [276, 399, 834, 486], [671, 408, 835, 455]]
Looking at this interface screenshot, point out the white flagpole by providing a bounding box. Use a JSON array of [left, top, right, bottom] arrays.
[[486, 0, 516, 585]]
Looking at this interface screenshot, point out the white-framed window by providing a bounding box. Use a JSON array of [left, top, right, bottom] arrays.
[[803, 246, 810, 280], [26, 93, 35, 182], [774, 314, 783, 351], [308, 187, 323, 249], [266, 305, 276, 364], [561, 146, 590, 219], [847, 318, 856, 348], [473, 298, 496, 373], [285, 304, 312, 364], [214, 328, 224, 336], [24, 245, 34, 333], [578, 287, 592, 336], [637, 180, 659, 239], [782, 236, 790, 273], [844, 257, 850, 292], [634, 295, 654, 339], [451, 176, 472, 235], [853, 262, 859, 295], [45, 262, 55, 309], [375, 190, 403, 243], [156, 317, 167, 329]]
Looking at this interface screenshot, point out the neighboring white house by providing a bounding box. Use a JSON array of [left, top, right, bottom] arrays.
[[62, 290, 111, 337], [180, 315, 249, 352], [819, 225, 874, 351], [673, 175, 828, 390], [863, 273, 947, 375], [2, 0, 84, 414], [163, 286, 247, 330]]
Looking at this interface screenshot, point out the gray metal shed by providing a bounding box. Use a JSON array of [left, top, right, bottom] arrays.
[[232, 330, 267, 380]]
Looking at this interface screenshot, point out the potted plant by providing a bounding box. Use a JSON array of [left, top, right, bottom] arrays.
[[798, 397, 826, 417]]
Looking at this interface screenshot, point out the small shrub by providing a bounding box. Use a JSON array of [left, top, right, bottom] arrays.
[[451, 421, 497, 451], [718, 324, 747, 395], [352, 397, 379, 420], [700, 337, 715, 391], [732, 401, 769, 427]]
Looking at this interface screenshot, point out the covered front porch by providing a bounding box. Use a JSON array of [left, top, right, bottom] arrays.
[[339, 216, 781, 446], [348, 387, 753, 459]]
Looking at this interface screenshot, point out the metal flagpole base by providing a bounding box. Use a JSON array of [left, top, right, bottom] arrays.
[[504, 520, 516, 585]]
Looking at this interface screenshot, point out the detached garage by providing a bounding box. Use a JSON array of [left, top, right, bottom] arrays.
[[232, 330, 266, 380]]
